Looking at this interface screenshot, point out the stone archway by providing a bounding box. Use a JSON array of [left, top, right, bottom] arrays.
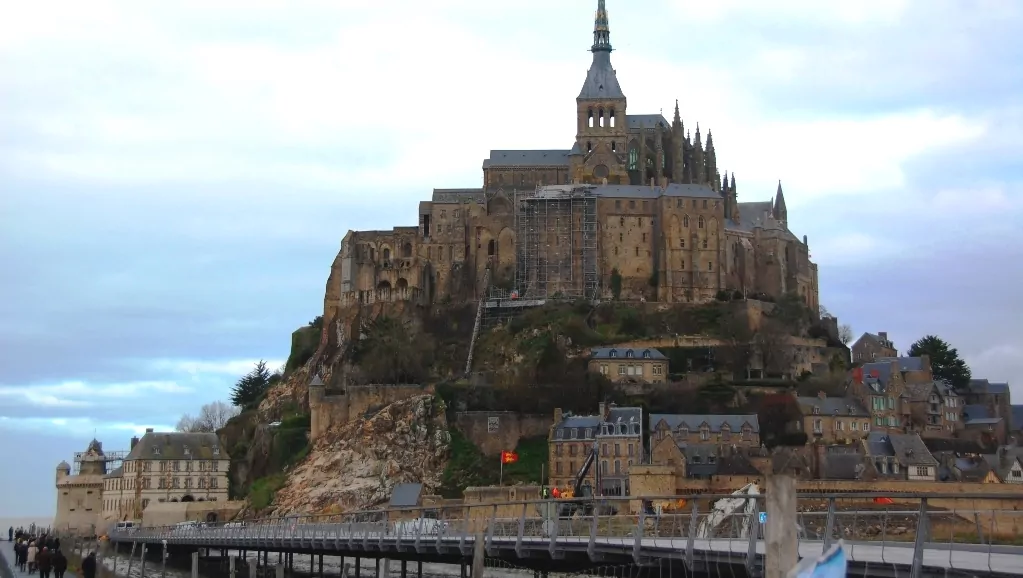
[[377, 280, 392, 301], [206, 512, 218, 524], [181, 495, 195, 503]]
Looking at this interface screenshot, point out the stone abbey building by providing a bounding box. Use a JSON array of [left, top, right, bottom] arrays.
[[325, 0, 818, 322]]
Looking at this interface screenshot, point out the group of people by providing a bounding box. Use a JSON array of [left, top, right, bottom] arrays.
[[8, 530, 95, 578]]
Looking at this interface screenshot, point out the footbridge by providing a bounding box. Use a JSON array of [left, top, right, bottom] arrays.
[[108, 492, 1023, 578]]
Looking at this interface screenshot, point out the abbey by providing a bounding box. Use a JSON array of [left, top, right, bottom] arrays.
[[324, 0, 818, 322]]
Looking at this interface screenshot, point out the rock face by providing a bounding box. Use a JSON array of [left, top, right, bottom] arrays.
[[271, 394, 450, 515]]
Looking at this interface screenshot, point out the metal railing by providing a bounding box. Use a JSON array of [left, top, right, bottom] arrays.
[[0, 545, 14, 578], [109, 492, 1023, 577]]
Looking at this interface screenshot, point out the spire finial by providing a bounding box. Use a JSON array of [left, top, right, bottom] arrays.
[[592, 0, 612, 53]]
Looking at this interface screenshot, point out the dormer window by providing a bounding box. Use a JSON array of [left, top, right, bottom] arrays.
[[642, 350, 651, 359], [571, 428, 578, 438], [609, 349, 617, 358], [625, 350, 634, 358], [152, 447, 161, 456], [212, 446, 220, 456], [812, 406, 820, 415], [584, 428, 592, 438], [556, 429, 563, 439], [183, 446, 191, 456]]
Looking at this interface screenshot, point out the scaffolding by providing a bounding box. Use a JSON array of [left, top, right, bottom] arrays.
[[482, 184, 600, 328], [72, 449, 127, 475]]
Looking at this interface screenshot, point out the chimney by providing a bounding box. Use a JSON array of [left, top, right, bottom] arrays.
[[130, 436, 139, 450], [554, 408, 563, 424], [650, 177, 655, 188], [817, 391, 827, 400], [598, 402, 606, 417], [145, 428, 154, 434]]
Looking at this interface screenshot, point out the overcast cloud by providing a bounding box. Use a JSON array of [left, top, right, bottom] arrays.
[[1, 0, 1020, 517]]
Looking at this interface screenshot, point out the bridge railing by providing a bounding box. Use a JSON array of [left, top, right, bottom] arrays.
[[110, 492, 1023, 574]]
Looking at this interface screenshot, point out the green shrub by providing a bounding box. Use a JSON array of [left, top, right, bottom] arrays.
[[249, 473, 286, 511]]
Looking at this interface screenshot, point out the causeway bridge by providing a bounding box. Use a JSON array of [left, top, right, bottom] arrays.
[[106, 493, 1023, 578]]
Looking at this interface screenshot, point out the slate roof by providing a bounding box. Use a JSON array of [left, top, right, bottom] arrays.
[[650, 414, 760, 434], [822, 454, 866, 480], [876, 356, 926, 372], [1013, 406, 1023, 431], [590, 347, 666, 360], [795, 396, 870, 417], [860, 360, 897, 391], [124, 432, 226, 461], [388, 483, 423, 507], [103, 466, 124, 479], [952, 457, 992, 482], [969, 379, 1010, 395], [716, 455, 762, 476], [981, 448, 1023, 481], [724, 202, 799, 242], [965, 417, 1003, 426], [626, 114, 670, 131], [482, 150, 571, 169], [578, 51, 625, 100], [431, 188, 485, 203], [922, 438, 985, 455], [864, 432, 937, 466], [963, 404, 991, 420], [552, 406, 643, 440]]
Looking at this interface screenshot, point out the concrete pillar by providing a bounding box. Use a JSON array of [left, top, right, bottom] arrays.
[[470, 531, 485, 578], [191, 552, 200, 578], [355, 557, 361, 578], [765, 474, 798, 578], [374, 558, 381, 578], [276, 564, 285, 578], [400, 560, 407, 578], [416, 561, 422, 578], [249, 557, 258, 578], [230, 555, 236, 578], [318, 555, 324, 578]]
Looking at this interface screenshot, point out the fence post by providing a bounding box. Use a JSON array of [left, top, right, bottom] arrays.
[[765, 474, 798, 578], [191, 551, 199, 578]]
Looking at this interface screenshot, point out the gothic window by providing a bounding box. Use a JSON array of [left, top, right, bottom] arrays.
[[611, 141, 616, 152], [587, 141, 592, 153], [598, 108, 605, 128], [698, 216, 705, 228], [402, 243, 412, 258], [683, 215, 690, 228], [382, 248, 391, 261], [588, 109, 594, 128], [676, 199, 682, 208], [628, 147, 638, 170], [487, 239, 495, 256], [609, 108, 616, 127], [619, 217, 625, 227]]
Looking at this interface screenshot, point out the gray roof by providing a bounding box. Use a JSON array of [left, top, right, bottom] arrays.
[[1013, 406, 1023, 431], [952, 457, 991, 482], [822, 454, 866, 480], [590, 347, 666, 360], [309, 374, 324, 387], [578, 51, 625, 100], [923, 438, 985, 454], [388, 483, 423, 507], [431, 188, 485, 204], [876, 356, 926, 372], [57, 460, 71, 471], [795, 396, 870, 417], [124, 432, 226, 461], [865, 432, 937, 466], [963, 404, 990, 420], [103, 466, 123, 479], [969, 379, 1010, 395], [965, 417, 1003, 426], [482, 150, 570, 169], [650, 414, 760, 434], [553, 406, 643, 440], [860, 360, 898, 392], [626, 114, 670, 131]]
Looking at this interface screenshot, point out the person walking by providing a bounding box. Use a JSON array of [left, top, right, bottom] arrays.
[[51, 549, 67, 578], [7, 526, 12, 541], [81, 552, 97, 578], [27, 540, 39, 574], [37, 547, 52, 578], [14, 539, 25, 571]]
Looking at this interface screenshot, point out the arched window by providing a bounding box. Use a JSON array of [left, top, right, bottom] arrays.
[[402, 243, 412, 258], [598, 108, 605, 128], [698, 216, 705, 229], [683, 215, 690, 228], [588, 109, 594, 128], [382, 248, 391, 261], [628, 147, 638, 170], [487, 239, 495, 256]]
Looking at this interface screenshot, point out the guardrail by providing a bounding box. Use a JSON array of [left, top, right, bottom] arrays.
[[108, 492, 1023, 576], [0, 543, 16, 578]]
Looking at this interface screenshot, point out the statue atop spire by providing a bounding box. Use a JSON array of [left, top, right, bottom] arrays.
[[592, 0, 612, 53]]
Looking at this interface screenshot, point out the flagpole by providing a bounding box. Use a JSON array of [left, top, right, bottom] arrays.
[[500, 455, 504, 485]]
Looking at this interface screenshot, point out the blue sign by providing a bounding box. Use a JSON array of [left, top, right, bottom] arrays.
[[759, 512, 767, 524]]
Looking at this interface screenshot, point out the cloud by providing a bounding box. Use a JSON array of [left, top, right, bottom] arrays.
[[149, 359, 287, 377], [0, 416, 176, 438]]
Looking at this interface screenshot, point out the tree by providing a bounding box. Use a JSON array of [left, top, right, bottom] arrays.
[[177, 401, 241, 433], [715, 309, 754, 379], [908, 335, 972, 390], [757, 393, 803, 448], [230, 360, 273, 407], [753, 319, 794, 377], [609, 268, 622, 300], [351, 315, 431, 384], [838, 324, 854, 345]]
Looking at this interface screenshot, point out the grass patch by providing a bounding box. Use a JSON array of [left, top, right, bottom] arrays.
[[249, 473, 287, 511], [439, 431, 551, 498], [495, 436, 548, 485]]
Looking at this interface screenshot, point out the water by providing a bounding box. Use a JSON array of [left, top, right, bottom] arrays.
[[0, 518, 54, 534], [99, 548, 546, 578]]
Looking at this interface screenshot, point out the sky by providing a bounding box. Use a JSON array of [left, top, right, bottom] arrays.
[[1, 0, 1021, 517]]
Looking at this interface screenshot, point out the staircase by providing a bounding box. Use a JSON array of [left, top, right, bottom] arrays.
[[464, 266, 491, 376]]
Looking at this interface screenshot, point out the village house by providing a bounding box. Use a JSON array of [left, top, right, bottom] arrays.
[[862, 431, 938, 481], [548, 403, 643, 496], [964, 379, 1013, 437], [903, 379, 961, 436], [983, 446, 1023, 483], [588, 347, 669, 384], [851, 331, 897, 363], [850, 359, 912, 433], [649, 414, 760, 449], [794, 392, 872, 444]]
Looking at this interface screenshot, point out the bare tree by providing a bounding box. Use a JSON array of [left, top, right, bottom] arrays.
[[838, 324, 854, 345], [715, 310, 754, 378], [754, 319, 795, 377], [818, 304, 833, 319], [176, 401, 241, 433]]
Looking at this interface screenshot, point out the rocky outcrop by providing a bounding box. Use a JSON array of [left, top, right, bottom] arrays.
[[270, 394, 450, 515]]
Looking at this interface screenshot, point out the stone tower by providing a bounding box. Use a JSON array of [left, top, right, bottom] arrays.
[[56, 460, 70, 484], [570, 0, 628, 184], [79, 439, 107, 476]]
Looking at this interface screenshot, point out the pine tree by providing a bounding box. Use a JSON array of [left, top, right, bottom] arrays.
[[908, 335, 972, 390], [230, 360, 273, 407]]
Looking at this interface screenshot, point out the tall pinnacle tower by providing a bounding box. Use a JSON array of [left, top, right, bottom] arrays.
[[572, 0, 628, 184]]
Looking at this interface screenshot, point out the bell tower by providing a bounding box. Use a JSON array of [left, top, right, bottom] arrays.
[[571, 0, 628, 184]]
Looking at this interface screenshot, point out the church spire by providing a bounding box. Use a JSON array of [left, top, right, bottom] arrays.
[[773, 180, 788, 225], [673, 100, 681, 125], [592, 0, 612, 53]]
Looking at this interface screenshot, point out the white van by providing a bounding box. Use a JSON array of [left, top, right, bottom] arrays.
[[114, 521, 139, 533], [172, 521, 199, 534]]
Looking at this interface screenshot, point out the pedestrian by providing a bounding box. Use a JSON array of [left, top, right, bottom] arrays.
[[52, 549, 67, 578], [27, 541, 39, 574], [81, 552, 97, 578], [37, 547, 52, 578], [7, 526, 12, 541], [14, 539, 25, 570]]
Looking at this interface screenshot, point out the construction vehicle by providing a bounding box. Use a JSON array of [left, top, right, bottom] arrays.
[[556, 441, 620, 518]]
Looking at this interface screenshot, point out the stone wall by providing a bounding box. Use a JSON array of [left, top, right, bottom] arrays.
[[310, 384, 430, 442], [454, 411, 551, 456]]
